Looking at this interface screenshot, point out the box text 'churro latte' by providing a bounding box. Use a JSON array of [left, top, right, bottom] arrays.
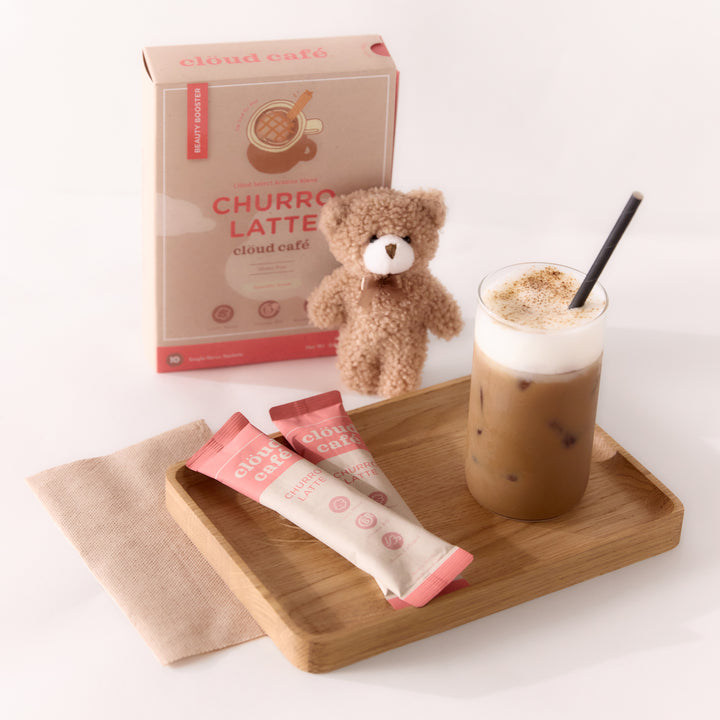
[[143, 36, 398, 371]]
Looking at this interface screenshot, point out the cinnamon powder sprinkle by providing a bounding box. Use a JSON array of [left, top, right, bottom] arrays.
[[485, 266, 604, 329]]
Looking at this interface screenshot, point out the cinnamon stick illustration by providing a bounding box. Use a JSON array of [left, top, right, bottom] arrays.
[[286, 90, 313, 121]]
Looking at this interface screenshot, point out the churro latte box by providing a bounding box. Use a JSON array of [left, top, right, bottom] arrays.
[[142, 36, 397, 372]]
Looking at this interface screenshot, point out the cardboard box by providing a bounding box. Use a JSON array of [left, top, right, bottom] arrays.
[[142, 36, 398, 372]]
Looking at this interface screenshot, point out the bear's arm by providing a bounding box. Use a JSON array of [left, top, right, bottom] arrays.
[[423, 276, 464, 340], [306, 267, 350, 329]]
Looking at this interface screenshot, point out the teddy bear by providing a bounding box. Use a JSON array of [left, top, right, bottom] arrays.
[[307, 187, 463, 398]]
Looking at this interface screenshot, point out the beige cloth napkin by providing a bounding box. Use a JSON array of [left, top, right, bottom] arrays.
[[26, 420, 265, 664]]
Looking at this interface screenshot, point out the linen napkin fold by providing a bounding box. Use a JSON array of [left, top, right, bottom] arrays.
[[26, 420, 265, 664]]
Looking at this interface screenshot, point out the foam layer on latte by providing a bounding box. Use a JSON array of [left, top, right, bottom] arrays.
[[476, 263, 607, 375]]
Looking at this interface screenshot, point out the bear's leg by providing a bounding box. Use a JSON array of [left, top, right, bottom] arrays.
[[377, 334, 428, 398], [336, 337, 382, 395]]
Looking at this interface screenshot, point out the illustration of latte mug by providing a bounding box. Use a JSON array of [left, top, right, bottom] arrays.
[[247, 99, 323, 155]]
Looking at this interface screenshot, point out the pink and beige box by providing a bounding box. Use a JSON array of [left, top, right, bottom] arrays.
[[142, 36, 398, 372]]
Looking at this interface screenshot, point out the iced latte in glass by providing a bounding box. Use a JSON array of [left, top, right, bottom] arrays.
[[465, 263, 607, 520]]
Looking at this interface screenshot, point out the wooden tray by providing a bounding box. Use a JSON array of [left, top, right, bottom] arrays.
[[165, 376, 683, 673]]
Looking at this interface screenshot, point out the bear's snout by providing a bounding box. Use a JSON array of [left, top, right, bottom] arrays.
[[363, 234, 414, 276]]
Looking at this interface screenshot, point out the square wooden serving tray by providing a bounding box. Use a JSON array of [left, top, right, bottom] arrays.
[[165, 376, 684, 673]]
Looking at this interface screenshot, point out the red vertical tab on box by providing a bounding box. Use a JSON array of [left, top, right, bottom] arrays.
[[187, 83, 209, 159]]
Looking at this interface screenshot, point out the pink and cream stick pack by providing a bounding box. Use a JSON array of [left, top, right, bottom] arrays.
[[187, 412, 472, 608], [270, 390, 469, 607]]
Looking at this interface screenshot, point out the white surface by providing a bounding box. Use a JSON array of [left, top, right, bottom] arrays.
[[2, 1, 718, 718]]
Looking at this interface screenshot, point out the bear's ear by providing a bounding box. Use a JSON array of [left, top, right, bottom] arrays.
[[319, 194, 352, 236], [408, 188, 446, 229]]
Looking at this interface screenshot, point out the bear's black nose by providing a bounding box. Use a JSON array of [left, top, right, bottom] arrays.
[[385, 243, 397, 259]]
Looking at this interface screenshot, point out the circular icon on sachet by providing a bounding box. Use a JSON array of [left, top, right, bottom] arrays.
[[329, 496, 350, 513], [382, 532, 404, 550], [355, 512, 378, 529], [246, 91, 323, 173]]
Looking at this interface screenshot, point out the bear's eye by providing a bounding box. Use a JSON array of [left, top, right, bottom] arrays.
[[369, 234, 379, 242], [403, 236, 412, 244]]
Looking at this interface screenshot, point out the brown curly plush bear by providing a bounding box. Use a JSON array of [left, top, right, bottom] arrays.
[[307, 187, 463, 398]]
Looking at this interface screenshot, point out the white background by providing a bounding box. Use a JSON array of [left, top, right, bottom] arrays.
[[2, 1, 718, 718]]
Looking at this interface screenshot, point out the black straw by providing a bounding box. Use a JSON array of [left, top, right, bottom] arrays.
[[568, 191, 644, 309]]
